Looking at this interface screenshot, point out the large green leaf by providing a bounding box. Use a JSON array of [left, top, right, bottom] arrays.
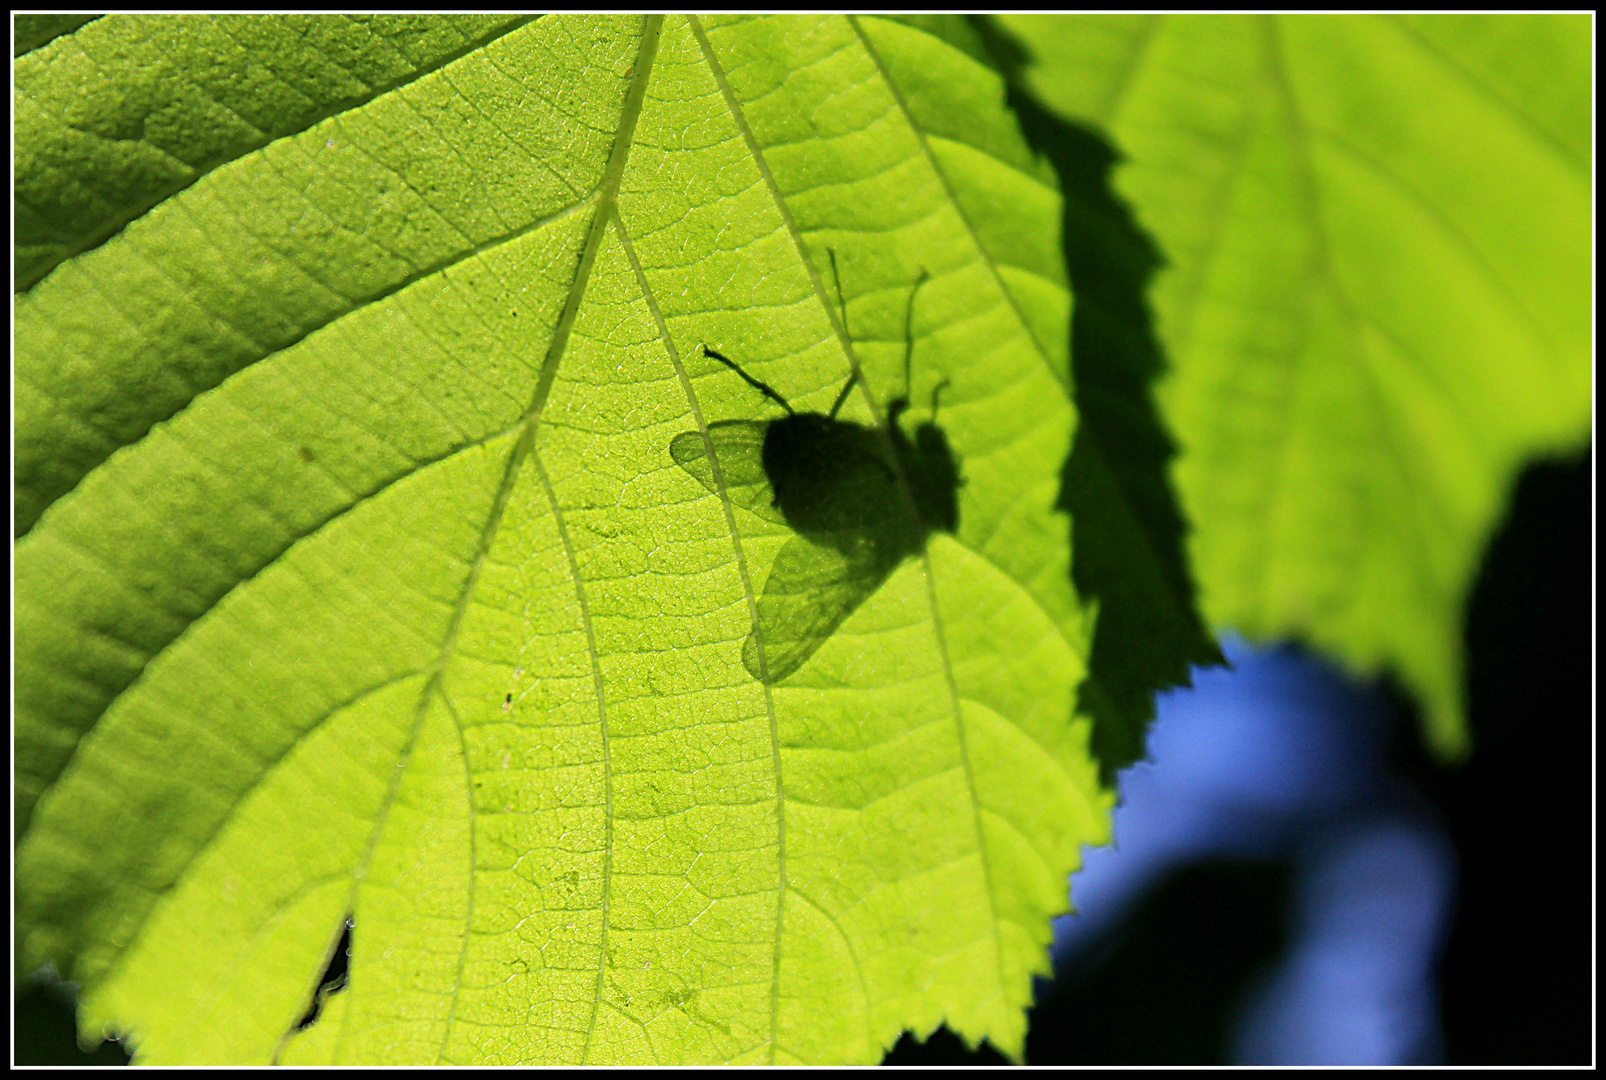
[[15, 15, 1109, 1064], [999, 13, 1593, 756]]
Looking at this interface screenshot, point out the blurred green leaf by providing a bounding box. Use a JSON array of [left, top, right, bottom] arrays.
[[1000, 13, 1593, 756], [13, 14, 101, 56], [15, 14, 1107, 1065]]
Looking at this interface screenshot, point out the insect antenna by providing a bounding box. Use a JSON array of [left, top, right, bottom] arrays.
[[703, 345, 794, 416], [902, 269, 930, 402], [827, 370, 859, 419], [825, 248, 860, 419]]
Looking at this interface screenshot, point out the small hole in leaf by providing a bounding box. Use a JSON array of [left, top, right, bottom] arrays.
[[294, 914, 353, 1032]]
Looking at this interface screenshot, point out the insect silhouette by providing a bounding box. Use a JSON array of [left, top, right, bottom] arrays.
[[670, 253, 961, 684]]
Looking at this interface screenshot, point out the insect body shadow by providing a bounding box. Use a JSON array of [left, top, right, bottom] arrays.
[[670, 265, 960, 685]]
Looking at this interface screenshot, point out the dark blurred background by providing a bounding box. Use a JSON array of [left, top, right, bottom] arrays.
[[14, 450, 1591, 1065], [885, 447, 1593, 1066]]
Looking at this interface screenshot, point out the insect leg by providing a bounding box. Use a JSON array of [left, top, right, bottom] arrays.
[[702, 345, 794, 415], [902, 268, 930, 400], [827, 247, 850, 340], [823, 249, 861, 419], [827, 370, 859, 419]]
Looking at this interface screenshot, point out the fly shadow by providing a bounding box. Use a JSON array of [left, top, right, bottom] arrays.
[[670, 253, 960, 684]]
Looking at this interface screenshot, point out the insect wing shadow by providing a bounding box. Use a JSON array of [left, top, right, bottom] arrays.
[[742, 528, 900, 684], [673, 414, 920, 685], [669, 420, 783, 524]]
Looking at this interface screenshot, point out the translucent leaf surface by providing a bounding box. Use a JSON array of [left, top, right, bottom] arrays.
[[14, 15, 1108, 1064], [12, 14, 526, 300], [1000, 13, 1593, 756]]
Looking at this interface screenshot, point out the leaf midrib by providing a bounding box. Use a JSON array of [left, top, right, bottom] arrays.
[[378, 15, 665, 1065]]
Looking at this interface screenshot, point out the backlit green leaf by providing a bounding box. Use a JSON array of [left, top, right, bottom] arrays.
[[1000, 13, 1593, 756], [15, 14, 1106, 1064]]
